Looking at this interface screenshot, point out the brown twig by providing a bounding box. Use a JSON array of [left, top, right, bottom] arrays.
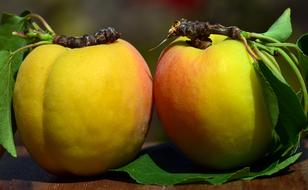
[[168, 19, 242, 49], [53, 27, 121, 48]]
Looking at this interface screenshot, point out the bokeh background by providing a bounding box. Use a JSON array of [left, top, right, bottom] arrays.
[[1, 0, 307, 142]]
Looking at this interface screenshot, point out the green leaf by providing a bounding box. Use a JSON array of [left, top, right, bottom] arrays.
[[263, 8, 292, 42], [112, 143, 302, 185], [0, 13, 28, 51], [297, 33, 308, 86], [112, 145, 250, 185], [258, 60, 306, 153], [0, 51, 16, 156], [245, 152, 302, 180], [253, 62, 279, 128], [0, 12, 30, 156]]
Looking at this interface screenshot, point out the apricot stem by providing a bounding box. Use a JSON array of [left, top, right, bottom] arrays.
[[239, 35, 258, 61], [247, 33, 280, 43], [149, 38, 169, 51], [12, 31, 27, 38], [266, 43, 306, 78], [253, 42, 307, 112], [10, 41, 52, 56], [12, 30, 54, 42], [262, 50, 281, 73], [266, 43, 301, 66], [266, 42, 300, 50], [252, 45, 285, 82], [275, 48, 308, 114], [26, 13, 55, 35]]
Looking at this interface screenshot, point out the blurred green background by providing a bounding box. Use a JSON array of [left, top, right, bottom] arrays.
[[1, 0, 307, 142]]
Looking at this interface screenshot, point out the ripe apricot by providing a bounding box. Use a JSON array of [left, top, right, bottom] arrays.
[[13, 40, 152, 175], [154, 36, 273, 169]]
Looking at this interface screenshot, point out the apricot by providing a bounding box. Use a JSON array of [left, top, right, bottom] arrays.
[[13, 40, 152, 175], [154, 35, 273, 169]]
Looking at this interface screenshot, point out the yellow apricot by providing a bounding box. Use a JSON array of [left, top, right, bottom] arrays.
[[13, 40, 152, 176]]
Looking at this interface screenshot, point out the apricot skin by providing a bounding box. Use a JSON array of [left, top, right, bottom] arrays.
[[154, 36, 273, 170], [13, 39, 152, 176]]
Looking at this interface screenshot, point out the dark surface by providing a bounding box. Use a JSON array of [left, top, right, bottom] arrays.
[[0, 140, 307, 190]]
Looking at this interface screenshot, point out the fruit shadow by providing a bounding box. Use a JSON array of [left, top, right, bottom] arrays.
[[138, 142, 211, 173], [0, 142, 223, 183], [1, 140, 306, 183], [0, 151, 55, 182], [136, 140, 307, 181], [0, 150, 136, 183], [0, 142, 200, 183]]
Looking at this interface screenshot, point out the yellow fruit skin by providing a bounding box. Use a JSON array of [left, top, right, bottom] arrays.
[[13, 39, 152, 176], [154, 36, 273, 170]]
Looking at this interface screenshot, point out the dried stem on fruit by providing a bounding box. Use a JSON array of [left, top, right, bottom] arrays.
[[167, 19, 241, 49], [53, 27, 121, 48], [151, 18, 253, 53]]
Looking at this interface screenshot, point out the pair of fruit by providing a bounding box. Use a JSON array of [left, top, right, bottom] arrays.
[[13, 32, 272, 175]]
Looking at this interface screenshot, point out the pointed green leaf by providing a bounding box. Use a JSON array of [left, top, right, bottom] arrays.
[[263, 8, 292, 42], [0, 12, 30, 156], [0, 50, 16, 156], [0, 13, 28, 51], [112, 143, 302, 185], [253, 62, 279, 128], [245, 152, 301, 180], [258, 60, 306, 156], [113, 150, 250, 185]]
